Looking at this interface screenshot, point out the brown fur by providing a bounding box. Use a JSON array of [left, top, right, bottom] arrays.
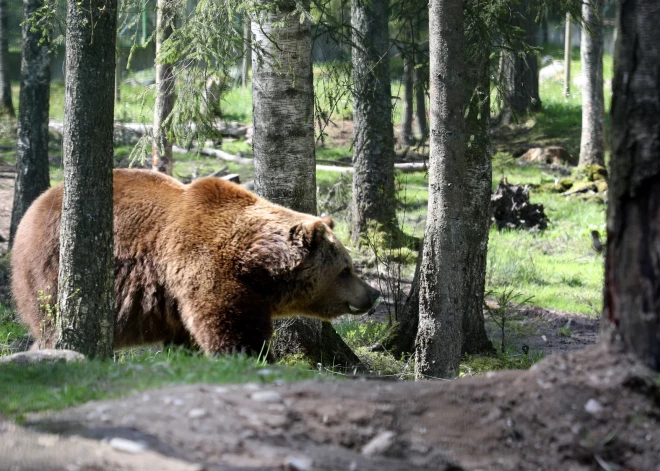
[[11, 169, 380, 355]]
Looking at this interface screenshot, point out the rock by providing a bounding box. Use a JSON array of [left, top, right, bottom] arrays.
[[539, 61, 564, 81], [187, 408, 208, 419], [490, 179, 549, 231], [108, 437, 147, 454], [584, 398, 604, 415], [519, 146, 576, 166], [0, 349, 86, 365], [283, 455, 313, 471], [362, 430, 396, 456], [584, 164, 608, 182], [251, 390, 282, 403]]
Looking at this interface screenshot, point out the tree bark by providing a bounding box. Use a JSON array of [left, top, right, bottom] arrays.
[[251, 0, 360, 369], [56, 0, 117, 359], [415, 0, 466, 379], [604, 0, 660, 372], [564, 12, 572, 98], [242, 14, 251, 88], [414, 65, 427, 139], [152, 0, 175, 175], [578, 0, 605, 167], [9, 0, 51, 248], [0, 0, 14, 117], [350, 0, 397, 244], [401, 48, 415, 145], [499, 2, 541, 124]]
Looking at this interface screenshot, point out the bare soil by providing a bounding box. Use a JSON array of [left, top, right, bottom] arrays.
[[2, 342, 657, 471]]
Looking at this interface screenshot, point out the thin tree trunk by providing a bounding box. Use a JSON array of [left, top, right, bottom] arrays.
[[242, 14, 251, 88], [152, 0, 175, 175], [564, 12, 572, 98], [604, 0, 660, 372], [9, 0, 51, 248], [401, 48, 415, 145], [115, 42, 121, 103], [56, 0, 117, 359], [499, 2, 541, 124], [414, 65, 427, 139], [350, 0, 396, 244], [0, 0, 14, 117], [415, 0, 466, 379], [252, 0, 360, 368], [578, 0, 605, 167]]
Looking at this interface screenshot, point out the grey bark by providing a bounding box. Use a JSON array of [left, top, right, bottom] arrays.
[[152, 0, 175, 175], [578, 0, 605, 167], [350, 0, 396, 244], [251, 0, 360, 369], [242, 14, 251, 88], [401, 50, 415, 145], [0, 0, 14, 117], [115, 44, 121, 103], [499, 2, 541, 124], [604, 0, 660, 372], [415, 0, 466, 379], [56, 0, 117, 359], [414, 65, 427, 139], [9, 0, 51, 248], [564, 13, 572, 98]]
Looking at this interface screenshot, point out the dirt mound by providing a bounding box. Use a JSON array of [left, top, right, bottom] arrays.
[[12, 342, 658, 471]]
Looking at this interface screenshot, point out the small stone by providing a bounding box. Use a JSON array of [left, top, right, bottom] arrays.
[[109, 437, 147, 454], [0, 349, 86, 365], [251, 390, 282, 403], [283, 455, 313, 471], [214, 386, 230, 394], [584, 398, 603, 414], [362, 430, 396, 456], [188, 408, 208, 419]]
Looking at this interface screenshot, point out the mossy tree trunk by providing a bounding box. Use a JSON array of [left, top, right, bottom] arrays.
[[0, 0, 14, 117], [415, 0, 466, 379], [9, 0, 51, 248], [350, 0, 396, 244], [604, 0, 660, 372], [152, 0, 175, 175], [56, 0, 117, 359], [578, 0, 605, 167], [251, 0, 360, 369]]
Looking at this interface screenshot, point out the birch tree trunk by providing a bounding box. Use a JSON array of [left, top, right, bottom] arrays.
[[242, 14, 251, 88], [251, 0, 360, 368], [0, 0, 14, 117], [604, 0, 660, 372], [401, 49, 415, 145], [415, 0, 466, 379], [152, 0, 175, 175], [9, 0, 51, 248], [499, 2, 541, 124], [56, 0, 117, 359], [578, 0, 605, 167], [350, 0, 397, 244]]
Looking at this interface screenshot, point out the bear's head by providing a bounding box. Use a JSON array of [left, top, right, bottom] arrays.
[[280, 217, 381, 320]]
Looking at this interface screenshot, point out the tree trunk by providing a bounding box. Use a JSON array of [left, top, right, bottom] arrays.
[[415, 0, 466, 379], [115, 44, 121, 103], [604, 0, 660, 372], [499, 2, 541, 124], [414, 65, 427, 139], [56, 0, 117, 359], [251, 0, 360, 369], [350, 0, 396, 244], [461, 31, 494, 355], [152, 0, 175, 175], [0, 0, 14, 117], [401, 49, 415, 145], [9, 0, 51, 249], [578, 0, 605, 167], [564, 12, 572, 98], [242, 14, 251, 88]]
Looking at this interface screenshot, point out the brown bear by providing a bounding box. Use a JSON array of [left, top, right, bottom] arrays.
[[11, 169, 380, 355]]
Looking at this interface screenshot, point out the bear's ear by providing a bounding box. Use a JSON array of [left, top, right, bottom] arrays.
[[289, 220, 327, 250], [321, 215, 335, 230]]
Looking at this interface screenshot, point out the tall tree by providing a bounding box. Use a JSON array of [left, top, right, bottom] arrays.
[[498, 1, 541, 124], [56, 0, 117, 358], [604, 0, 660, 372], [414, 65, 427, 139], [578, 0, 605, 166], [9, 0, 51, 248], [242, 14, 250, 88], [0, 0, 14, 117], [152, 0, 175, 175], [415, 0, 466, 379], [400, 38, 415, 145], [251, 0, 360, 367], [350, 0, 397, 244]]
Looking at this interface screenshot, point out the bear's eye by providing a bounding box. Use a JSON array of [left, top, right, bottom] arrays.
[[340, 267, 351, 278]]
